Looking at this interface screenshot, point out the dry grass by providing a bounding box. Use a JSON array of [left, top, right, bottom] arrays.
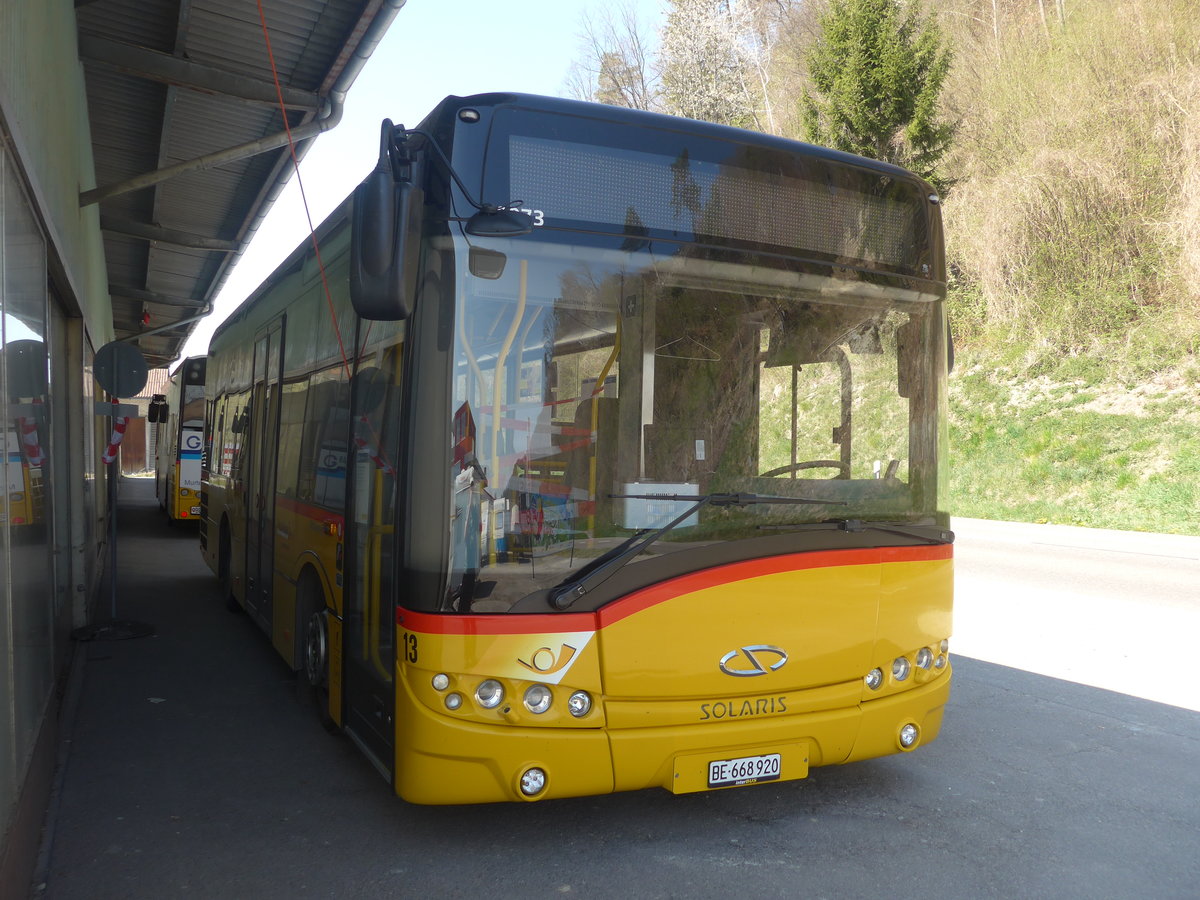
[[935, 0, 1200, 371]]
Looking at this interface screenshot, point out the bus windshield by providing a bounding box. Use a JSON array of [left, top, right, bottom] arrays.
[[446, 237, 944, 614]]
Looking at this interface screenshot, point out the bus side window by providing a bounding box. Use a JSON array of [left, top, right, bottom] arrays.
[[298, 375, 349, 508]]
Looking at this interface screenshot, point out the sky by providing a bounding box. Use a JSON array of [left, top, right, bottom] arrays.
[[178, 0, 665, 362]]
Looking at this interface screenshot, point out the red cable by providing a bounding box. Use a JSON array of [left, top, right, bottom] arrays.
[[255, 0, 352, 382], [256, 1, 395, 473]]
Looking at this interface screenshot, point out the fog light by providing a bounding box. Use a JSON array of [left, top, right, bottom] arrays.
[[567, 690, 592, 717], [475, 679, 504, 709], [892, 656, 911, 681], [915, 648, 933, 670], [524, 684, 552, 714], [899, 723, 920, 748], [445, 692, 463, 711], [520, 767, 547, 796], [865, 668, 883, 691], [432, 673, 449, 691]]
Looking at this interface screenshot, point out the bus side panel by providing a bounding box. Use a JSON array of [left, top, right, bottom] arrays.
[[200, 479, 224, 576], [272, 500, 302, 667], [272, 497, 343, 669]]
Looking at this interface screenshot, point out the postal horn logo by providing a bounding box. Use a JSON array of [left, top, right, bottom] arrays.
[[719, 645, 788, 677], [518, 643, 577, 675]]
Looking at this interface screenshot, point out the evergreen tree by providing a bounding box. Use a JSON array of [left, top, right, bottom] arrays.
[[801, 0, 955, 191]]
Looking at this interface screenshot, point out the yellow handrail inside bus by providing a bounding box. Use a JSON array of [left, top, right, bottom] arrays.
[[587, 318, 621, 535], [456, 285, 486, 403], [488, 259, 527, 565]]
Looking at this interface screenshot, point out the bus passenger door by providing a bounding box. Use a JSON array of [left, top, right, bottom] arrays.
[[342, 355, 401, 778], [245, 319, 283, 631]]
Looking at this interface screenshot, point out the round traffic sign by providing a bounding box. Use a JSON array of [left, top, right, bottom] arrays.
[[94, 341, 148, 397]]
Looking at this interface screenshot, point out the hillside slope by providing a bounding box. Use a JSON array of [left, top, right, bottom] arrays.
[[933, 0, 1199, 533]]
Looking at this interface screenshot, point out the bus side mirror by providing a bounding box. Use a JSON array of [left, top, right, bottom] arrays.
[[147, 395, 167, 424], [465, 207, 533, 237], [349, 172, 421, 321]]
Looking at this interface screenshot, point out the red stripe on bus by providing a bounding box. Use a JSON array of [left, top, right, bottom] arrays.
[[396, 543, 952, 635], [276, 495, 345, 529]]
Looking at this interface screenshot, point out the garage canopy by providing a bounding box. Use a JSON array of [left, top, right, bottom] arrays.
[[77, 0, 404, 366]]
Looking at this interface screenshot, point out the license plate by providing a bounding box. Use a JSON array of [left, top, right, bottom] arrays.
[[707, 752, 781, 789]]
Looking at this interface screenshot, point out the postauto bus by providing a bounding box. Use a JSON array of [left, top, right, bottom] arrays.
[[200, 93, 952, 804]]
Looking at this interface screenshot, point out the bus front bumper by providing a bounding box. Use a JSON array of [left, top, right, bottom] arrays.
[[392, 666, 951, 805]]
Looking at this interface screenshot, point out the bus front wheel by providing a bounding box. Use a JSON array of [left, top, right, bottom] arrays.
[[300, 574, 338, 733], [218, 525, 239, 613]]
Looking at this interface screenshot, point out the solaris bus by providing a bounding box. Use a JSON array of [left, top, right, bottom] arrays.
[[201, 93, 953, 804]]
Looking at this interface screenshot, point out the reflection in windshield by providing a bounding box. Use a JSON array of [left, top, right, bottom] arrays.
[[446, 240, 941, 613]]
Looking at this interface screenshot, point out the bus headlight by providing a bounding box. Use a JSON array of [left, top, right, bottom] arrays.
[[915, 648, 934, 670], [475, 679, 504, 709], [444, 692, 463, 711], [523, 684, 552, 714], [864, 668, 883, 691], [520, 767, 547, 797], [431, 673, 449, 691], [567, 690, 592, 717], [892, 656, 911, 681]]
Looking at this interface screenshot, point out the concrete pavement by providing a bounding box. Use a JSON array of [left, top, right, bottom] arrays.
[[33, 476, 385, 898], [31, 484, 1200, 898]]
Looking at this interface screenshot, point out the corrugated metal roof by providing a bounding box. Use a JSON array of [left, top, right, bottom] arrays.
[[77, 0, 405, 367]]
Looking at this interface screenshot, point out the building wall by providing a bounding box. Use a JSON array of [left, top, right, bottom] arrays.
[[0, 0, 114, 891]]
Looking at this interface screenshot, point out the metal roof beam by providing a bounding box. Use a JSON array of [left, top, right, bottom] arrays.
[[77, 33, 323, 113], [80, 95, 341, 207], [109, 285, 206, 308], [121, 311, 212, 343], [101, 215, 237, 251]]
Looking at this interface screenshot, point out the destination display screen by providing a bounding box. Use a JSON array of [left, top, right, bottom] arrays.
[[484, 107, 934, 277]]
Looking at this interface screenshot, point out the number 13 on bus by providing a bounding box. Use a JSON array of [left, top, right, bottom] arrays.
[[200, 93, 953, 804]]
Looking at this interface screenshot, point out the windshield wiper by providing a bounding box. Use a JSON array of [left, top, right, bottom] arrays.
[[837, 519, 955, 544], [757, 518, 954, 545], [548, 492, 845, 610]]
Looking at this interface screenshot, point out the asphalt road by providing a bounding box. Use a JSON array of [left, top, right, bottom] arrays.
[[37, 493, 1200, 899], [953, 517, 1200, 712]]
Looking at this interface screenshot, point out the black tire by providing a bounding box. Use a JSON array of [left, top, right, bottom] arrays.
[[298, 572, 338, 733], [218, 524, 240, 612]]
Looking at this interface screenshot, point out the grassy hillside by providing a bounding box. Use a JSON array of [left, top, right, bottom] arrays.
[[933, 0, 1200, 534]]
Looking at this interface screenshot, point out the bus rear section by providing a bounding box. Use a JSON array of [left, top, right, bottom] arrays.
[[156, 356, 206, 522]]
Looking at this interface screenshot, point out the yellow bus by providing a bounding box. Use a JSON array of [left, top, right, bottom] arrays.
[[2, 416, 44, 529], [2, 425, 34, 526], [201, 93, 953, 804], [154, 356, 207, 522]]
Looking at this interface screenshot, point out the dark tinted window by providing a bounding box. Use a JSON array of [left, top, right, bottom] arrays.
[[484, 107, 932, 276]]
